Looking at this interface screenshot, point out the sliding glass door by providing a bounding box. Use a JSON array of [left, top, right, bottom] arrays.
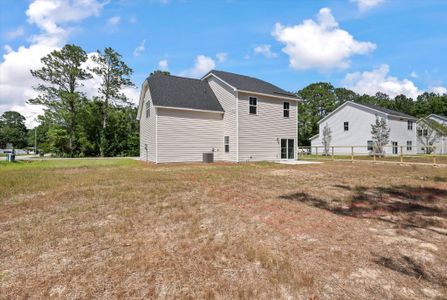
[[281, 139, 295, 159]]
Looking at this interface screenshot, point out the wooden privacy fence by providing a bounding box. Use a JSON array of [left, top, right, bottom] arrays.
[[297, 145, 446, 166]]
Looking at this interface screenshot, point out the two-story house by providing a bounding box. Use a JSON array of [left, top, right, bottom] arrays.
[[137, 70, 298, 163], [310, 101, 417, 155], [416, 114, 447, 154]]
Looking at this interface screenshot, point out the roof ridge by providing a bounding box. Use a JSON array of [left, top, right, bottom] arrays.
[[353, 101, 416, 119], [150, 72, 203, 82]]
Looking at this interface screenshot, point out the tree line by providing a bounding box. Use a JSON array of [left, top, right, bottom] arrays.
[[1, 44, 139, 157], [297, 82, 447, 145]]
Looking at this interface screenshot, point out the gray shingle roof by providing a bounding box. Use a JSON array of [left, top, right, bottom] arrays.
[[205, 70, 296, 98], [146, 73, 224, 112], [358, 102, 417, 119]]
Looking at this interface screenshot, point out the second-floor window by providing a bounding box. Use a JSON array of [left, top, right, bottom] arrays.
[[283, 102, 290, 118], [344, 121, 349, 131], [145, 101, 150, 118], [407, 120, 413, 130], [249, 97, 257, 114]]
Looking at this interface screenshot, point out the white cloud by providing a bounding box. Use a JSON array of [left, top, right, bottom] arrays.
[[410, 71, 418, 78], [350, 0, 385, 12], [107, 16, 121, 26], [129, 16, 138, 23], [180, 55, 216, 78], [429, 86, 447, 95], [0, 0, 105, 128], [25, 0, 103, 46], [343, 64, 421, 99], [6, 26, 25, 39], [253, 44, 277, 58], [272, 7, 376, 70], [158, 59, 168, 70], [133, 39, 146, 57], [216, 52, 227, 63]]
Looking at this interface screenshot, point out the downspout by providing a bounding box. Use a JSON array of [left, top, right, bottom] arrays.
[[155, 107, 158, 164], [236, 90, 239, 163]]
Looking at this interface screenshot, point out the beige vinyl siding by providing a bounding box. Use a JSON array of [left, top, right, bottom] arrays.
[[139, 87, 157, 162], [207, 77, 237, 162], [237, 92, 297, 161], [156, 108, 223, 163]]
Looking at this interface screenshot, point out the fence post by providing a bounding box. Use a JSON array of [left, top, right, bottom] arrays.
[[400, 146, 403, 163], [316, 146, 318, 157], [351, 146, 354, 162], [332, 146, 334, 160], [433, 155, 437, 166]]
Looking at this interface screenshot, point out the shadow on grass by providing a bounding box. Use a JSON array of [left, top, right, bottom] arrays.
[[280, 185, 447, 233], [375, 255, 447, 287]]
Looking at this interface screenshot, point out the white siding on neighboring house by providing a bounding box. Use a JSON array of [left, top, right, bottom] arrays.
[[207, 76, 238, 162], [139, 86, 157, 162], [417, 116, 447, 154], [310, 103, 416, 155], [156, 108, 224, 163], [388, 117, 416, 154], [237, 92, 297, 161], [311, 104, 380, 155]]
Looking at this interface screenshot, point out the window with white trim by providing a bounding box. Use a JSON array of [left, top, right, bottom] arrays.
[[145, 101, 150, 118], [249, 97, 257, 115], [407, 121, 413, 130], [344, 122, 349, 131], [224, 136, 229, 153], [367, 140, 374, 151], [407, 141, 412, 151], [283, 102, 290, 118]]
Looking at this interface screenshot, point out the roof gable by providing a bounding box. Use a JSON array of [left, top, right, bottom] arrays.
[[418, 117, 447, 135], [203, 70, 297, 99], [146, 73, 224, 112]]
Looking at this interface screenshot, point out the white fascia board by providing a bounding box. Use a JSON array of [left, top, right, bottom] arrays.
[[237, 89, 299, 101], [154, 105, 224, 114]]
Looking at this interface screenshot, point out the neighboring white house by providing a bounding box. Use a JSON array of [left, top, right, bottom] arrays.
[[416, 114, 447, 154], [310, 101, 417, 155], [137, 70, 298, 163]]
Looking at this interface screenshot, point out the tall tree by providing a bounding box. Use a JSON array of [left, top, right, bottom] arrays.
[[297, 82, 339, 145], [392, 94, 414, 115], [90, 47, 134, 156], [414, 92, 447, 117], [371, 117, 390, 155], [0, 111, 28, 148], [29, 44, 92, 157]]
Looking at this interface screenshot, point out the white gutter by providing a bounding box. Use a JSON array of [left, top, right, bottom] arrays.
[[237, 89, 299, 101], [154, 105, 224, 114], [155, 107, 158, 164]]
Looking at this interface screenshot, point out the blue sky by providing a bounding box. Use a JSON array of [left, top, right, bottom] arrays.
[[1, 0, 446, 126]]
